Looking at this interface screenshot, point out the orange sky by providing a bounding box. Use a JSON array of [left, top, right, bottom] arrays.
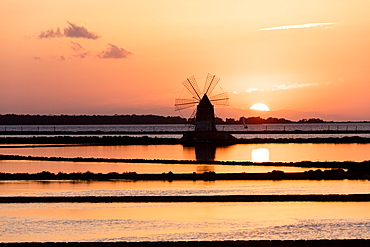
[[1, 0, 369, 121]]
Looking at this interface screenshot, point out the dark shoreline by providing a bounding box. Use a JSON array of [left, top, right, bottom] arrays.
[[1, 169, 370, 181], [1, 194, 370, 203], [1, 154, 370, 170], [1, 135, 370, 145], [1, 240, 369, 247]]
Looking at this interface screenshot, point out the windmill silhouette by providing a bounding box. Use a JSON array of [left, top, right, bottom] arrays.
[[175, 74, 235, 142], [175, 73, 228, 132]]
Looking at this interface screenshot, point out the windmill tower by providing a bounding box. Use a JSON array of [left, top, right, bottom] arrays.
[[175, 74, 235, 142], [175, 74, 228, 131]]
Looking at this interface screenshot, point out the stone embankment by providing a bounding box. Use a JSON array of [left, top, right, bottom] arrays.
[[1, 194, 370, 203]]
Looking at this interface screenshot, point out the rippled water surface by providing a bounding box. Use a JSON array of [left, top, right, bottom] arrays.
[[1, 202, 370, 242], [1, 180, 369, 197], [1, 124, 370, 242]]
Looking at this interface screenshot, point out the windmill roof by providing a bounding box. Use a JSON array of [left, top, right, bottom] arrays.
[[199, 94, 212, 106]]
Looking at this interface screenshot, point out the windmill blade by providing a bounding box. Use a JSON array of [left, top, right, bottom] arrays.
[[182, 76, 201, 100], [202, 73, 220, 96], [188, 108, 197, 125], [210, 92, 229, 106], [175, 98, 199, 111]]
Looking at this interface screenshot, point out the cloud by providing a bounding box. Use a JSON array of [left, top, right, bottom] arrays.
[[54, 56, 65, 61], [32, 56, 42, 61], [259, 23, 335, 31], [269, 83, 319, 91], [242, 82, 319, 93], [38, 21, 100, 39], [99, 43, 132, 59], [71, 41, 90, 58], [70, 41, 84, 52], [38, 28, 63, 38], [246, 88, 259, 93], [64, 22, 100, 39]]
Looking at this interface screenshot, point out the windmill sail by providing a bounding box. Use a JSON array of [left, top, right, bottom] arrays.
[[175, 73, 228, 115], [202, 73, 220, 96], [175, 99, 199, 111], [210, 92, 228, 106], [182, 76, 201, 100]]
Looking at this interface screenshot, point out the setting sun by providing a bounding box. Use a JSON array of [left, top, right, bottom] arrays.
[[250, 103, 270, 111]]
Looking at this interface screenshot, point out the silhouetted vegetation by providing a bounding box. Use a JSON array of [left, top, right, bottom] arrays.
[[1, 136, 370, 144], [298, 118, 325, 123], [1, 154, 370, 171], [0, 168, 369, 181], [0, 114, 187, 125], [1, 114, 370, 125], [238, 116, 293, 124]]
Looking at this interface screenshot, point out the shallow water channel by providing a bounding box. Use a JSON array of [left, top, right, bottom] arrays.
[[1, 143, 370, 162], [1, 202, 370, 242], [1, 142, 370, 242], [1, 180, 370, 197]]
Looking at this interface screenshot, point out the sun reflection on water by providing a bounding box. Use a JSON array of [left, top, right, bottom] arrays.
[[251, 148, 270, 162]]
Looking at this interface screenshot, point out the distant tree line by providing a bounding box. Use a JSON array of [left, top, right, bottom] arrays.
[[0, 114, 187, 125], [226, 116, 325, 124], [0, 114, 330, 125]]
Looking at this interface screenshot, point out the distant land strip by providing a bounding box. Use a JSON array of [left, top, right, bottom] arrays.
[[1, 113, 369, 125], [1, 154, 370, 170], [1, 194, 370, 203], [1, 168, 370, 181], [1, 136, 370, 144], [1, 130, 370, 136], [1, 240, 370, 247]]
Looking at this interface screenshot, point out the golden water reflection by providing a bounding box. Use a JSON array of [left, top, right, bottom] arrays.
[[0, 160, 328, 174], [1, 202, 370, 242], [1, 143, 369, 162], [1, 180, 369, 197], [251, 148, 270, 162]]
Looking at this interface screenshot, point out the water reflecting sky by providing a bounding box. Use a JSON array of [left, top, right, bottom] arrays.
[[1, 202, 370, 242], [1, 180, 369, 197], [1, 139, 370, 242], [1, 143, 370, 162]]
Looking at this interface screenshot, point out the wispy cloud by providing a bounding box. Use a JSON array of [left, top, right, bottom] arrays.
[[246, 88, 259, 93], [38, 21, 100, 39], [99, 43, 132, 59], [268, 83, 319, 91], [233, 83, 320, 94], [38, 28, 63, 38], [71, 41, 90, 58], [71, 41, 84, 52], [36, 24, 132, 60], [51, 56, 66, 62], [259, 23, 335, 31]]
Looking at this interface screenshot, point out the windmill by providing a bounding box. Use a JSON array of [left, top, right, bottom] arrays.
[[175, 73, 229, 132]]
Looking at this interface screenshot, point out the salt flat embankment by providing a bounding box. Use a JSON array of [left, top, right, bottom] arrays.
[[1, 135, 370, 145], [1, 194, 370, 203]]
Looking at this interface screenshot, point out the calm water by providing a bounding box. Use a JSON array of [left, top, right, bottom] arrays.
[[1, 180, 369, 197], [0, 160, 321, 174], [1, 124, 370, 242], [1, 202, 370, 242], [1, 143, 370, 162]]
